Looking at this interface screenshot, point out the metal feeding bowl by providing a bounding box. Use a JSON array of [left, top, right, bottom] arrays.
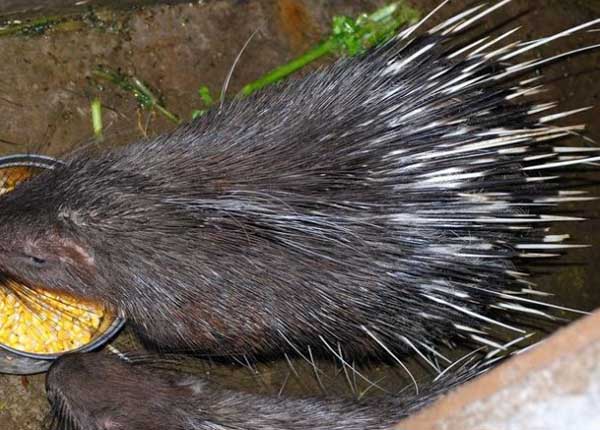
[[0, 154, 125, 374]]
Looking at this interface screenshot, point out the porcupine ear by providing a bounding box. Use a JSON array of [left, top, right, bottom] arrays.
[[54, 209, 96, 269], [53, 237, 95, 269]]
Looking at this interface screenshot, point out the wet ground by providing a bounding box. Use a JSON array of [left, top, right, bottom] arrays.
[[0, 0, 600, 428]]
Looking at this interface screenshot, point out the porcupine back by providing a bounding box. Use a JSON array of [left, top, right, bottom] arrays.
[[0, 0, 598, 369]]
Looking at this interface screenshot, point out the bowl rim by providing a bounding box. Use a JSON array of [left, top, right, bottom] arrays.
[[0, 154, 64, 170]]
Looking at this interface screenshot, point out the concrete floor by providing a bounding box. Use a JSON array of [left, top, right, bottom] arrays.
[[0, 0, 599, 428]]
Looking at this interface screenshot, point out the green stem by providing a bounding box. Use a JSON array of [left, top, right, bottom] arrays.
[[239, 2, 420, 98], [154, 103, 181, 124], [91, 97, 103, 141], [92, 68, 181, 125], [241, 39, 336, 96], [132, 78, 181, 124]]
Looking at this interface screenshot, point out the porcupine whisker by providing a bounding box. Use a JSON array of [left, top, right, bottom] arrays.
[[228, 355, 247, 368], [360, 326, 419, 395], [319, 335, 392, 395], [7, 284, 94, 331], [6, 284, 60, 322]]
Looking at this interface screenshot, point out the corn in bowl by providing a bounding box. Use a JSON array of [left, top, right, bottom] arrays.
[[0, 282, 108, 354]]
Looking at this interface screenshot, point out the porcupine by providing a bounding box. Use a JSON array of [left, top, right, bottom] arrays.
[[44, 350, 490, 430], [0, 0, 598, 372]]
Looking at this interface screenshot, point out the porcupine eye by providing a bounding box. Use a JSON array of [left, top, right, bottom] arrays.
[[17, 239, 55, 271], [23, 254, 47, 267]]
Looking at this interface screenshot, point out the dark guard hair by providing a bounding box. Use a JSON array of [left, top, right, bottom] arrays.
[[44, 351, 489, 430], [0, 0, 598, 370]]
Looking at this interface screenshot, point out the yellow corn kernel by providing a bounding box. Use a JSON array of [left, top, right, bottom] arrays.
[[0, 282, 107, 354], [0, 166, 32, 195]]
